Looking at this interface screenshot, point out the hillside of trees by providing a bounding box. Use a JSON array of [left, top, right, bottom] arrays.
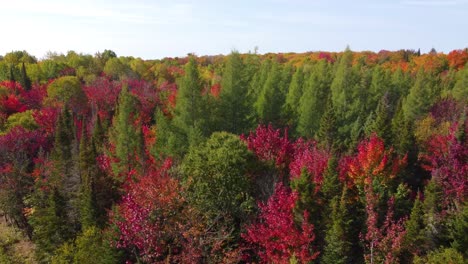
[[0, 48, 467, 263]]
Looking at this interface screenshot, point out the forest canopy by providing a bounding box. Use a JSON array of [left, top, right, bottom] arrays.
[[0, 48, 467, 263]]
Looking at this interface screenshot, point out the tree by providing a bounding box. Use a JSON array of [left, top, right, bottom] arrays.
[[173, 56, 206, 136], [322, 189, 351, 264], [182, 132, 254, 223], [403, 68, 437, 121], [315, 96, 338, 151], [219, 51, 252, 134], [29, 188, 72, 262], [282, 66, 304, 130], [243, 184, 319, 263], [19, 62, 32, 91], [109, 85, 145, 180], [79, 129, 98, 229], [254, 60, 283, 124], [298, 60, 333, 138], [404, 195, 427, 257]]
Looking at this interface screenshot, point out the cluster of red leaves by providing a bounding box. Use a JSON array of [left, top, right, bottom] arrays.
[[318, 52, 335, 63], [83, 77, 121, 119], [420, 123, 468, 205], [0, 81, 46, 116], [126, 79, 159, 124], [0, 126, 48, 159], [363, 188, 406, 264], [158, 81, 177, 113], [289, 139, 330, 191], [447, 49, 468, 69], [339, 134, 406, 188], [243, 183, 319, 263], [210, 83, 221, 98], [242, 124, 294, 172], [111, 158, 185, 263]]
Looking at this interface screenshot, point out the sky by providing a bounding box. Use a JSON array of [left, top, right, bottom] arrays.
[[0, 0, 467, 59]]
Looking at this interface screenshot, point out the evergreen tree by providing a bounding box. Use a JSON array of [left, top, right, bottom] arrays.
[[282, 66, 304, 130], [8, 64, 16, 82], [110, 85, 145, 179], [322, 188, 351, 264], [219, 51, 251, 134], [173, 56, 206, 135], [92, 115, 106, 152], [368, 66, 390, 110], [29, 188, 72, 262], [315, 96, 338, 151], [391, 99, 414, 155], [254, 60, 283, 124], [451, 65, 468, 101], [423, 178, 444, 252], [404, 194, 427, 257], [79, 128, 98, 229], [51, 107, 81, 230], [321, 156, 341, 202], [20, 62, 32, 90], [403, 68, 437, 121], [298, 60, 332, 138], [152, 109, 187, 158]]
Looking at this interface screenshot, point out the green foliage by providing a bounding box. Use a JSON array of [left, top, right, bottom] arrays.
[[182, 132, 255, 223], [19, 62, 32, 90], [403, 68, 438, 121], [46, 76, 87, 106], [52, 227, 119, 264], [29, 188, 72, 263], [282, 66, 304, 131], [173, 57, 206, 135], [79, 131, 98, 229], [448, 203, 468, 257], [298, 60, 333, 138], [316, 96, 338, 150], [404, 195, 427, 256], [219, 51, 252, 134], [152, 109, 187, 158], [4, 110, 38, 132], [110, 85, 145, 178], [322, 189, 351, 264], [413, 247, 465, 264], [451, 65, 468, 101], [254, 60, 284, 124]]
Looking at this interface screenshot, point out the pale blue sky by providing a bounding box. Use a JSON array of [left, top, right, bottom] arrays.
[[1, 0, 467, 59]]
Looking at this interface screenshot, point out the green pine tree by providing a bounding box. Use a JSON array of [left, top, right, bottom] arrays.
[[20, 62, 32, 90], [282, 66, 304, 130], [403, 68, 437, 121], [322, 188, 351, 264], [79, 128, 98, 229], [315, 96, 338, 151], [110, 85, 145, 179], [219, 51, 252, 134], [254, 60, 283, 124], [298, 60, 332, 138]]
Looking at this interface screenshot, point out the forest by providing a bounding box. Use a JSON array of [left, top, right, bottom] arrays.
[[0, 48, 467, 263]]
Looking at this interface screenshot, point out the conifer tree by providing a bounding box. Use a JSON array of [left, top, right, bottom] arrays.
[[110, 85, 145, 179], [20, 62, 32, 90], [173, 56, 206, 135], [79, 128, 98, 229], [282, 66, 304, 130], [403, 68, 437, 121], [254, 60, 283, 124], [219, 51, 251, 134], [316, 96, 338, 151], [404, 194, 427, 257], [322, 188, 351, 264], [298, 60, 332, 138]]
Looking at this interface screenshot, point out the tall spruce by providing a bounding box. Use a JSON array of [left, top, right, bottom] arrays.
[[282, 66, 304, 130], [298, 60, 332, 138], [173, 56, 206, 135], [79, 127, 98, 229], [322, 188, 351, 264], [403, 68, 437, 121], [316, 96, 338, 151], [110, 85, 145, 179], [20, 62, 32, 90], [219, 51, 251, 134], [254, 60, 283, 124]]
